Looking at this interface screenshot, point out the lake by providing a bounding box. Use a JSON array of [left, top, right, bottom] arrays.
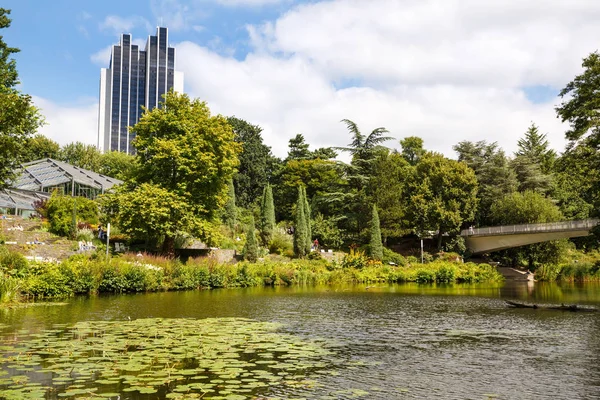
[[1, 281, 599, 399]]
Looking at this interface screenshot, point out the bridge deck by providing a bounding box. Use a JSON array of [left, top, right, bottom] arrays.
[[461, 219, 599, 237]]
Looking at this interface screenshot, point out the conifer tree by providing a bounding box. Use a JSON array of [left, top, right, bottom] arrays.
[[225, 179, 236, 235], [293, 186, 308, 257], [302, 186, 312, 254], [260, 183, 276, 246], [370, 204, 383, 261], [243, 216, 258, 262]]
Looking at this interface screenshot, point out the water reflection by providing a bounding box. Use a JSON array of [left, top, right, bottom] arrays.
[[0, 283, 598, 399]]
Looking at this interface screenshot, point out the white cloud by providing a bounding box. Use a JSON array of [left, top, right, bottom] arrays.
[[32, 97, 99, 147], [90, 45, 112, 67], [216, 0, 286, 5], [100, 15, 152, 35]]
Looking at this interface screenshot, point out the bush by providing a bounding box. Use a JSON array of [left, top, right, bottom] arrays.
[[0, 248, 29, 278], [46, 192, 99, 237], [382, 247, 407, 266], [268, 230, 293, 255], [76, 228, 94, 242], [341, 248, 369, 270]]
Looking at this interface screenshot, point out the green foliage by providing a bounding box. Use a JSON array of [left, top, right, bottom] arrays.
[[101, 184, 221, 251], [228, 117, 278, 208], [341, 248, 370, 270], [369, 204, 383, 261], [242, 216, 259, 262], [268, 229, 293, 255], [46, 192, 99, 237], [515, 123, 556, 174], [97, 151, 137, 180], [311, 213, 344, 250], [224, 179, 236, 233], [133, 92, 241, 220], [381, 247, 407, 266], [443, 236, 467, 255], [22, 134, 59, 162], [293, 186, 308, 257], [302, 186, 312, 255], [57, 142, 101, 171], [259, 184, 276, 246], [286, 134, 312, 161], [454, 140, 517, 225], [0, 9, 44, 188], [490, 191, 567, 267], [400, 136, 425, 166], [405, 152, 478, 248]]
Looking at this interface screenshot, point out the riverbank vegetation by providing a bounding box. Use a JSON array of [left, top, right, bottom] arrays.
[[0, 249, 502, 300]]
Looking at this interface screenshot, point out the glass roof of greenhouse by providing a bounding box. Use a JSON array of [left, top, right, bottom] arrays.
[[12, 158, 122, 192]]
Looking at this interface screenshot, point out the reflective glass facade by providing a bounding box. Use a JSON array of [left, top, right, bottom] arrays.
[[98, 27, 181, 154]]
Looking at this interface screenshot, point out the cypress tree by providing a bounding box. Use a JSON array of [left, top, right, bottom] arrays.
[[243, 216, 259, 262], [302, 186, 312, 254], [225, 179, 236, 235], [260, 184, 276, 246], [370, 204, 383, 261], [293, 186, 308, 257]]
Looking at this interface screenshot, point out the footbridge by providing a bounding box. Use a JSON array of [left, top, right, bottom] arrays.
[[461, 219, 599, 254]]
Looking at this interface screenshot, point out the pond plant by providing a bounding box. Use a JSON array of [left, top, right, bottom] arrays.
[[0, 317, 339, 399]]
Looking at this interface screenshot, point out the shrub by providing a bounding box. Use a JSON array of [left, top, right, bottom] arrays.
[[268, 230, 293, 255], [0, 248, 29, 278], [46, 192, 99, 237], [76, 228, 94, 242], [341, 248, 369, 270], [382, 247, 407, 266]]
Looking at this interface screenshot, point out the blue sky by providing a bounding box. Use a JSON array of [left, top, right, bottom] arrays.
[[3, 0, 598, 157]]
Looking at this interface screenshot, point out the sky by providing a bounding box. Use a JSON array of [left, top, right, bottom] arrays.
[[4, 0, 600, 159]]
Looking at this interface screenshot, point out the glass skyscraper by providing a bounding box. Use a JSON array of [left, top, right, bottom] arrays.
[[98, 27, 184, 154]]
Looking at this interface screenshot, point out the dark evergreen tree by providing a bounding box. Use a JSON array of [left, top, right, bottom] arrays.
[[286, 134, 312, 161], [515, 123, 556, 174], [243, 216, 258, 262], [293, 186, 308, 257], [369, 204, 383, 261], [260, 183, 276, 246], [302, 185, 312, 254]]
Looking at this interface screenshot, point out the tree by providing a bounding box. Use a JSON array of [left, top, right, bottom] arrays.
[[286, 134, 312, 161], [369, 204, 383, 261], [0, 9, 44, 188], [57, 142, 101, 171], [489, 191, 566, 267], [107, 92, 240, 253], [22, 134, 59, 162], [302, 185, 312, 254], [453, 140, 517, 225], [259, 183, 275, 246], [293, 186, 308, 258], [405, 153, 478, 248], [556, 52, 600, 146], [101, 184, 218, 249], [312, 147, 337, 160], [46, 191, 98, 237], [400, 136, 425, 166], [224, 179, 236, 234], [510, 155, 552, 195], [243, 216, 259, 262], [515, 123, 556, 174], [228, 117, 278, 208], [335, 119, 393, 176], [368, 151, 412, 242], [97, 151, 137, 180]]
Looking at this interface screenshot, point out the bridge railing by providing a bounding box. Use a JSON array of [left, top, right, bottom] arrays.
[[461, 219, 600, 237]]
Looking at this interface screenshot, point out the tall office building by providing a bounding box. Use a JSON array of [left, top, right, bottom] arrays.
[[98, 27, 184, 154]]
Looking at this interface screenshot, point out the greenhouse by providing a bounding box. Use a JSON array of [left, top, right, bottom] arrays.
[[0, 158, 122, 216]]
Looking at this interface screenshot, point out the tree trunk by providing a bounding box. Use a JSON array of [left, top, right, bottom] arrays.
[[162, 235, 175, 256]]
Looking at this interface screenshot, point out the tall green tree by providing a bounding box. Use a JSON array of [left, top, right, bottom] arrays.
[[515, 123, 556, 174], [302, 185, 312, 254], [510, 155, 552, 195], [286, 134, 312, 161], [57, 142, 101, 171], [454, 140, 517, 225], [293, 186, 308, 258], [405, 153, 478, 248], [0, 9, 44, 188], [400, 136, 425, 166], [369, 204, 383, 261], [259, 183, 276, 246], [224, 179, 236, 234], [243, 216, 259, 262], [228, 117, 278, 208], [555, 51, 600, 219], [22, 134, 59, 162], [105, 92, 240, 253]]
